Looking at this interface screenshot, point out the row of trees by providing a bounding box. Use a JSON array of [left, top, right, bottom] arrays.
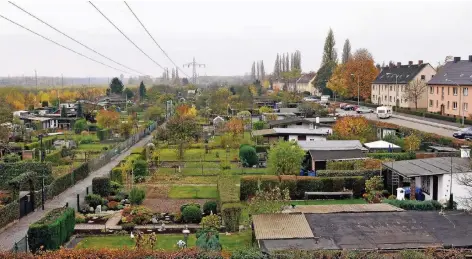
[[250, 61, 266, 82]]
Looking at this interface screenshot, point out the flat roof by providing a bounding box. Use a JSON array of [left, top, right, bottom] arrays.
[[382, 157, 470, 177], [364, 140, 401, 149], [309, 149, 365, 161], [298, 140, 363, 151], [253, 213, 314, 240]]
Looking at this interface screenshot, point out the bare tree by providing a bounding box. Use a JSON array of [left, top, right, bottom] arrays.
[[403, 79, 427, 110]]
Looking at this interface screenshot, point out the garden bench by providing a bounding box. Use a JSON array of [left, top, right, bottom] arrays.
[[304, 191, 353, 201]]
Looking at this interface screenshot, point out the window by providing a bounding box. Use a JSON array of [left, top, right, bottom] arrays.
[[442, 87, 444, 95], [421, 75, 426, 80], [437, 87, 439, 94], [384, 95, 387, 100], [453, 87, 458, 96], [389, 96, 392, 102], [453, 101, 458, 110], [390, 85, 392, 91], [464, 102, 468, 111], [429, 100, 433, 107], [430, 86, 433, 94], [447, 101, 450, 109], [436, 100, 438, 108], [448, 87, 450, 95], [464, 88, 469, 96]]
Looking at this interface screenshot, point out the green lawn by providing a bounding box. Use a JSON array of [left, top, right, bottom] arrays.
[[157, 148, 240, 161], [77, 143, 111, 151], [75, 232, 252, 252], [157, 167, 269, 176], [168, 185, 218, 199]]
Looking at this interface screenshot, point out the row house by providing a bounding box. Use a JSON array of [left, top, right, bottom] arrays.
[[427, 56, 472, 118], [371, 61, 436, 108]]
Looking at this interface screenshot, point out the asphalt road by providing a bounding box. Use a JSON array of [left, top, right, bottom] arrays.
[[336, 108, 458, 138]]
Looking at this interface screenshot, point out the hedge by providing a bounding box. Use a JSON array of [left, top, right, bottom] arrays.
[[28, 207, 75, 253], [255, 145, 270, 153], [97, 129, 111, 141], [0, 162, 53, 190], [47, 172, 73, 198], [92, 177, 111, 197], [24, 136, 57, 150], [73, 163, 90, 182], [317, 170, 379, 179], [240, 175, 365, 200], [326, 160, 357, 170], [110, 167, 124, 184], [221, 203, 242, 232], [217, 176, 240, 207], [382, 199, 442, 210], [367, 152, 416, 161], [0, 201, 20, 229], [45, 150, 63, 165]]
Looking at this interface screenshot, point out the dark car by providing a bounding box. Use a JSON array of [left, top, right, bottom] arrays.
[[453, 127, 472, 140], [343, 105, 357, 111]]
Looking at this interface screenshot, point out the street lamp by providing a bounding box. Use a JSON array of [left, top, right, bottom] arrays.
[[38, 134, 44, 162], [386, 73, 399, 108], [350, 74, 360, 106], [446, 79, 464, 126]]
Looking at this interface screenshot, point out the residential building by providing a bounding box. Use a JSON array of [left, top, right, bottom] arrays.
[[371, 61, 436, 108], [427, 56, 472, 117], [294, 73, 317, 95]]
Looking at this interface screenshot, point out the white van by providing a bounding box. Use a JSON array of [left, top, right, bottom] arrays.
[[376, 106, 392, 119]]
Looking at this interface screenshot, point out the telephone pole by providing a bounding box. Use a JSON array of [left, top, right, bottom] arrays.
[[183, 57, 205, 85], [35, 69, 38, 90]]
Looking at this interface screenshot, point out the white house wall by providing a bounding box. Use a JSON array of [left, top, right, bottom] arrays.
[[415, 173, 472, 209]]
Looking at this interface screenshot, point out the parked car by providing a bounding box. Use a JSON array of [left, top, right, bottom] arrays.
[[343, 105, 357, 111], [453, 127, 472, 140], [303, 96, 319, 102], [356, 107, 374, 113], [339, 103, 348, 108]]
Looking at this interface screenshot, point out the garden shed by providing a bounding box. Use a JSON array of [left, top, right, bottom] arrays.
[[364, 140, 401, 152]]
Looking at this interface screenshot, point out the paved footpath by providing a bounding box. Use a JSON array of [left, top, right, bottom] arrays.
[[0, 134, 153, 251]]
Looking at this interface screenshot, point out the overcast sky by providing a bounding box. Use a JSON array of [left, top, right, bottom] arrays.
[[1, 0, 471, 78]]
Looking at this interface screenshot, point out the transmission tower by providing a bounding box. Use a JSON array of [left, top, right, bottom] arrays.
[[183, 57, 205, 84]]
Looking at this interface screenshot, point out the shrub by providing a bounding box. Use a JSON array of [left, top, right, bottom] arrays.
[[110, 181, 122, 195], [107, 201, 119, 210], [382, 199, 442, 210], [129, 187, 145, 205], [27, 207, 75, 253], [200, 214, 220, 230], [74, 119, 88, 134], [240, 176, 259, 200], [75, 213, 86, 223], [367, 152, 416, 161], [221, 203, 242, 232], [92, 177, 111, 197], [217, 176, 240, 207], [79, 135, 94, 144], [280, 175, 298, 199], [326, 160, 356, 170], [0, 202, 20, 229], [180, 203, 201, 213], [133, 159, 148, 178], [196, 229, 222, 251], [97, 129, 110, 141], [85, 194, 106, 208], [203, 201, 218, 215], [317, 170, 378, 179], [110, 167, 124, 184], [231, 248, 265, 259], [182, 205, 202, 223], [2, 153, 20, 163], [259, 176, 280, 191], [365, 176, 384, 193], [239, 145, 258, 167], [121, 222, 135, 231]]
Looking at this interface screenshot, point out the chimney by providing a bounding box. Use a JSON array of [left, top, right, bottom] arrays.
[[469, 55, 472, 62], [397, 62, 401, 67], [418, 60, 423, 65], [461, 145, 470, 158], [408, 61, 413, 65], [454, 57, 461, 63]]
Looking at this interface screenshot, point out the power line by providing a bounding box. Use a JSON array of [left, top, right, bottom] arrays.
[[8, 1, 146, 76], [0, 13, 129, 74], [123, 1, 190, 78], [89, 1, 165, 71]]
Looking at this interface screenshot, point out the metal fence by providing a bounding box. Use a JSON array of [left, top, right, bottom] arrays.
[[11, 235, 28, 253]]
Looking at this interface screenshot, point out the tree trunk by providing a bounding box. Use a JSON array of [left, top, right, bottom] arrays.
[[410, 177, 416, 200]]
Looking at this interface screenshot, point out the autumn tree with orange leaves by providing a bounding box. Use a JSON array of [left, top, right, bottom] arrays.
[[331, 116, 375, 143], [96, 109, 120, 129], [225, 117, 244, 140], [344, 48, 378, 101]]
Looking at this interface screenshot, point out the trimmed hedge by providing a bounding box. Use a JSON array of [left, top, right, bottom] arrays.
[[0, 201, 20, 229], [28, 207, 75, 253], [367, 152, 416, 161], [255, 145, 270, 153], [97, 129, 111, 141], [317, 170, 379, 179], [45, 149, 63, 165], [382, 199, 442, 210], [0, 162, 53, 190], [240, 175, 365, 200], [110, 167, 124, 184], [221, 203, 242, 232], [47, 172, 73, 198], [92, 177, 111, 197], [73, 163, 90, 182]]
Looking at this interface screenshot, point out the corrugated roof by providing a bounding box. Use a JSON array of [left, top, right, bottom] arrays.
[[297, 73, 316, 84], [373, 63, 429, 84], [267, 117, 309, 127], [428, 59, 472, 86], [279, 108, 300, 114], [298, 140, 363, 151], [309, 149, 365, 161], [383, 157, 471, 177], [252, 213, 314, 240], [273, 128, 330, 135]]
